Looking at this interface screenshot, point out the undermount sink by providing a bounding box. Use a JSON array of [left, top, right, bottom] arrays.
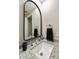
[[20, 40, 54, 59], [31, 41, 54, 59]]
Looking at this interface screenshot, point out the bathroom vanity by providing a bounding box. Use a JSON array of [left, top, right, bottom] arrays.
[[19, 0, 59, 59], [20, 38, 59, 59]]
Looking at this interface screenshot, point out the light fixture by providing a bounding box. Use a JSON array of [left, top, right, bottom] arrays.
[[39, 0, 46, 4]]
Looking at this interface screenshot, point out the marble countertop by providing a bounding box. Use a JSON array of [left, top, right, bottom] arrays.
[[19, 39, 59, 59]]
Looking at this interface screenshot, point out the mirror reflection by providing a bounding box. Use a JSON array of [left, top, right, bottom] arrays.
[[24, 1, 41, 40]]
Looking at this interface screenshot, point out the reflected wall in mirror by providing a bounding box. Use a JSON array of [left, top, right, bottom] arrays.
[[24, 1, 42, 40]]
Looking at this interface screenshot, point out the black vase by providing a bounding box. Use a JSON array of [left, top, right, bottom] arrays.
[[22, 42, 27, 51], [34, 28, 38, 37], [46, 28, 54, 42]]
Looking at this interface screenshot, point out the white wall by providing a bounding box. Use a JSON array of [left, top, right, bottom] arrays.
[[19, 0, 26, 45], [40, 0, 59, 40], [19, 0, 59, 45]]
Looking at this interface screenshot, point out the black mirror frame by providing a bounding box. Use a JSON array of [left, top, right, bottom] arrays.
[[23, 0, 42, 41]]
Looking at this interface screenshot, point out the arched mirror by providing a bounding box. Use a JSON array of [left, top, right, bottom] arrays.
[[23, 0, 42, 41]]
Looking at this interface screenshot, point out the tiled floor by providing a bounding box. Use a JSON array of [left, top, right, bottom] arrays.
[[19, 38, 59, 59]]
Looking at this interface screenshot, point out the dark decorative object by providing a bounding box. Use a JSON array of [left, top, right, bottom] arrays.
[[46, 28, 54, 42], [22, 42, 27, 51], [34, 28, 38, 37]]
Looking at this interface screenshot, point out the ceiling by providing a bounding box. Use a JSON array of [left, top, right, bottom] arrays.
[[25, 2, 37, 16]]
